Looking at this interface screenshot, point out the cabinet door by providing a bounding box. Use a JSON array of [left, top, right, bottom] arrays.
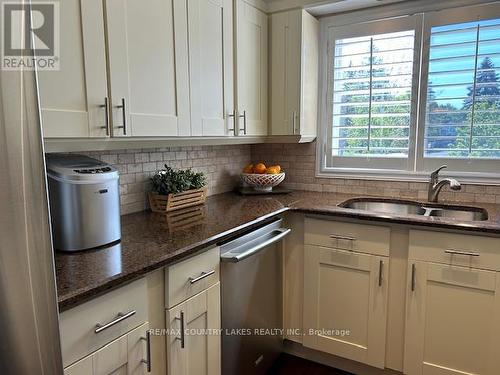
[[235, 0, 268, 136], [64, 356, 93, 375], [105, 0, 190, 137], [92, 334, 128, 375], [303, 245, 389, 369], [126, 322, 150, 375], [269, 10, 318, 137], [166, 283, 221, 375], [404, 262, 500, 375], [38, 0, 108, 138], [64, 323, 150, 375], [269, 10, 301, 136], [188, 0, 234, 136]]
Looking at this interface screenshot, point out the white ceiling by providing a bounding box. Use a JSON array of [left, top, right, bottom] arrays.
[[307, 0, 409, 16], [265, 0, 411, 15]]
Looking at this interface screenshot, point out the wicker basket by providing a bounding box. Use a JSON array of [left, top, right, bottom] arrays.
[[241, 173, 285, 192], [149, 187, 207, 213]]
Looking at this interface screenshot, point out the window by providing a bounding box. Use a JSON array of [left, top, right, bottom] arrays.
[[320, 3, 500, 181], [332, 30, 415, 158]]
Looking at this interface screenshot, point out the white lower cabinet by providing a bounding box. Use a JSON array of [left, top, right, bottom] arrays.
[[64, 322, 150, 375], [303, 245, 389, 368], [166, 282, 221, 375], [404, 229, 500, 375], [404, 261, 500, 375]]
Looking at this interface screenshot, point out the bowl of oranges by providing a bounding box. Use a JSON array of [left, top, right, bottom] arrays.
[[241, 163, 285, 192]]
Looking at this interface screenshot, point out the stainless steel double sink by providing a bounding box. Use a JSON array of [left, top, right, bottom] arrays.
[[339, 198, 489, 221]]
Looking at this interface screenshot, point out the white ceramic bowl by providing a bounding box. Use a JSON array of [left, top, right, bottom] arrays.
[[241, 172, 285, 192]]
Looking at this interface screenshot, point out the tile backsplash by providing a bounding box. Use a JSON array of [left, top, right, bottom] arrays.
[[76, 145, 251, 215], [251, 141, 500, 205], [65, 140, 499, 216]]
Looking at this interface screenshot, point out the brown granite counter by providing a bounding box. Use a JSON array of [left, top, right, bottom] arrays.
[[56, 190, 500, 311]]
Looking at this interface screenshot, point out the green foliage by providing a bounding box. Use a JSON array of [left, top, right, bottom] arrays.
[[433, 57, 500, 158], [151, 165, 206, 195], [339, 54, 410, 156], [339, 52, 500, 158]]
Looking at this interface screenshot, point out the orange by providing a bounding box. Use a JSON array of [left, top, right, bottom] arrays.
[[242, 164, 254, 174], [272, 165, 281, 173], [253, 163, 267, 174], [266, 166, 280, 174]]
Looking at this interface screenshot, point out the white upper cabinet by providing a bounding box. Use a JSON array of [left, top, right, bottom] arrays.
[[270, 10, 318, 138], [105, 0, 190, 137], [187, 0, 234, 137], [234, 0, 268, 136], [38, 0, 108, 138]]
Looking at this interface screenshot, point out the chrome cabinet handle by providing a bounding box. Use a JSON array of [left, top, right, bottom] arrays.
[[239, 110, 247, 135], [329, 234, 356, 251], [411, 264, 416, 292], [99, 97, 109, 135], [141, 330, 152, 372], [115, 98, 127, 135], [445, 249, 480, 257], [95, 310, 136, 333], [227, 110, 236, 134], [188, 270, 215, 284], [378, 260, 383, 287], [175, 311, 185, 348], [329, 234, 356, 241]]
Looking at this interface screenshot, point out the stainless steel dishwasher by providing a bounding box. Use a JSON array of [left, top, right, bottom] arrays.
[[220, 218, 291, 375]]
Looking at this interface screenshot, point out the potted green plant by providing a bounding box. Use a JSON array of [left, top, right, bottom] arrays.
[[149, 165, 207, 212]]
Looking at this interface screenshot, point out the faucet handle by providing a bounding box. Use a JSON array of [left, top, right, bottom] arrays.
[[431, 165, 447, 180]]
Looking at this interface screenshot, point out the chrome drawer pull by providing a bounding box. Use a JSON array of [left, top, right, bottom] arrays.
[[378, 260, 383, 287], [227, 109, 236, 134], [445, 249, 480, 257], [188, 270, 215, 284], [95, 310, 136, 333], [239, 110, 247, 135], [141, 330, 152, 372], [411, 264, 416, 292], [99, 97, 109, 135], [329, 234, 356, 251], [115, 98, 127, 135], [329, 234, 356, 241], [175, 311, 185, 348]]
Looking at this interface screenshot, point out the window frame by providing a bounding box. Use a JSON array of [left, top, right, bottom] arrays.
[[317, 1, 500, 184], [324, 16, 423, 172]]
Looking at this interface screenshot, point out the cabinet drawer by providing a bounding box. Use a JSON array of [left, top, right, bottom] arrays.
[[165, 246, 220, 308], [409, 230, 500, 271], [304, 217, 390, 256], [60, 278, 148, 368]]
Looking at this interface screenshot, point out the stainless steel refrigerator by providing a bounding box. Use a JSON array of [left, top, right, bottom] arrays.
[[0, 0, 63, 372]]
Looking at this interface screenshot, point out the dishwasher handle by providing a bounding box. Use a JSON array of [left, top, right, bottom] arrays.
[[221, 228, 291, 263]]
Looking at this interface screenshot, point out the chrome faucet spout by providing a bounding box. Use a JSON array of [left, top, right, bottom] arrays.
[[428, 165, 461, 202]]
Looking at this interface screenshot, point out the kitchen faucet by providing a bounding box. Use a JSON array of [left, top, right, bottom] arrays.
[[428, 165, 461, 202]]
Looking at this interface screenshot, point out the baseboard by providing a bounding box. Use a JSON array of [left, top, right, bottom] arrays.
[[283, 340, 403, 375]]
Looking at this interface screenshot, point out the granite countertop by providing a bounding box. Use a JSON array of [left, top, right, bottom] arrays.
[[56, 190, 500, 311]]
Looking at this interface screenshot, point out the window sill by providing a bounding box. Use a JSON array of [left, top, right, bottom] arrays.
[[316, 167, 500, 186]]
